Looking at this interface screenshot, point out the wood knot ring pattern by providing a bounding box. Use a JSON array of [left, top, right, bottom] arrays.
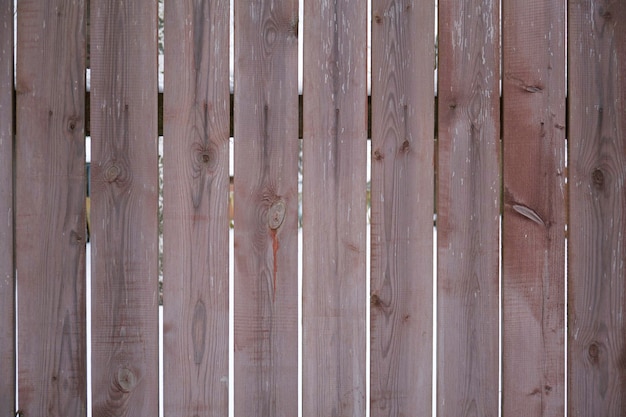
[[116, 367, 137, 393], [104, 164, 121, 183], [268, 200, 286, 230]]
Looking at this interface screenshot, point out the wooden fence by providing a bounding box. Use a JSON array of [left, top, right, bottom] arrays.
[[1, 0, 625, 416]]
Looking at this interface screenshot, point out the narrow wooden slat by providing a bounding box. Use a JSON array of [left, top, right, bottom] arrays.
[[502, 0, 566, 414], [369, 0, 434, 415], [0, 0, 14, 413], [162, 0, 230, 415], [436, 0, 500, 415], [15, 0, 87, 415], [90, 1, 158, 415], [233, 0, 299, 415], [302, 0, 367, 414], [568, 2, 626, 415]]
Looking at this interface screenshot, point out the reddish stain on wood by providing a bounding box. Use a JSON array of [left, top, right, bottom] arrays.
[[271, 228, 279, 302]]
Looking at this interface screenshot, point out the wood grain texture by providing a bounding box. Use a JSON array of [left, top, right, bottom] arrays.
[[163, 0, 230, 416], [502, 0, 566, 415], [89, 1, 158, 415], [302, 0, 367, 415], [436, 0, 500, 415], [568, 1, 626, 415], [162, 0, 230, 415], [15, 0, 87, 415], [233, 0, 299, 415], [369, 0, 434, 416], [0, 0, 14, 413]]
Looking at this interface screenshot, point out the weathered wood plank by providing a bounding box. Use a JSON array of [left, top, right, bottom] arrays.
[[15, 0, 87, 415], [89, 0, 158, 415], [436, 0, 500, 415], [369, 0, 434, 416], [568, 1, 626, 415], [302, 0, 367, 415], [162, 0, 230, 415], [0, 0, 14, 413], [233, 0, 299, 415], [502, 0, 566, 414]]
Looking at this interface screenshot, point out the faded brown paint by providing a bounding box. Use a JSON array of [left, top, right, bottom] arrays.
[[162, 0, 230, 415], [90, 0, 159, 415], [568, 1, 626, 415], [436, 0, 500, 415], [16, 0, 87, 415], [502, 0, 566, 415]]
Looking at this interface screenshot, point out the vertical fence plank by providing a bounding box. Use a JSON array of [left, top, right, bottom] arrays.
[[302, 0, 367, 415], [233, 0, 299, 415], [369, 0, 434, 415], [0, 0, 14, 413], [502, 0, 566, 414], [90, 0, 158, 415], [436, 0, 500, 414], [162, 0, 230, 415], [15, 0, 86, 415], [568, 2, 626, 415]]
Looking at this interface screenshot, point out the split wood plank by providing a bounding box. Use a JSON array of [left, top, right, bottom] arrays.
[[568, 1, 626, 415], [233, 0, 300, 415], [162, 0, 231, 415], [302, 0, 367, 415], [0, 0, 14, 413], [369, 0, 435, 415], [15, 0, 87, 415], [502, 0, 566, 414], [436, 0, 500, 415], [89, 1, 159, 415]]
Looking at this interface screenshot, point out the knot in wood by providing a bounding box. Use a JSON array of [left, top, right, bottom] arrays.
[[523, 85, 543, 93], [598, 6, 612, 20], [588, 342, 600, 363], [268, 201, 286, 230], [67, 117, 79, 132], [104, 163, 122, 183], [193, 142, 218, 171], [70, 230, 83, 245], [116, 367, 137, 393], [371, 293, 382, 307], [264, 23, 277, 47], [290, 17, 299, 38], [592, 168, 604, 188]]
